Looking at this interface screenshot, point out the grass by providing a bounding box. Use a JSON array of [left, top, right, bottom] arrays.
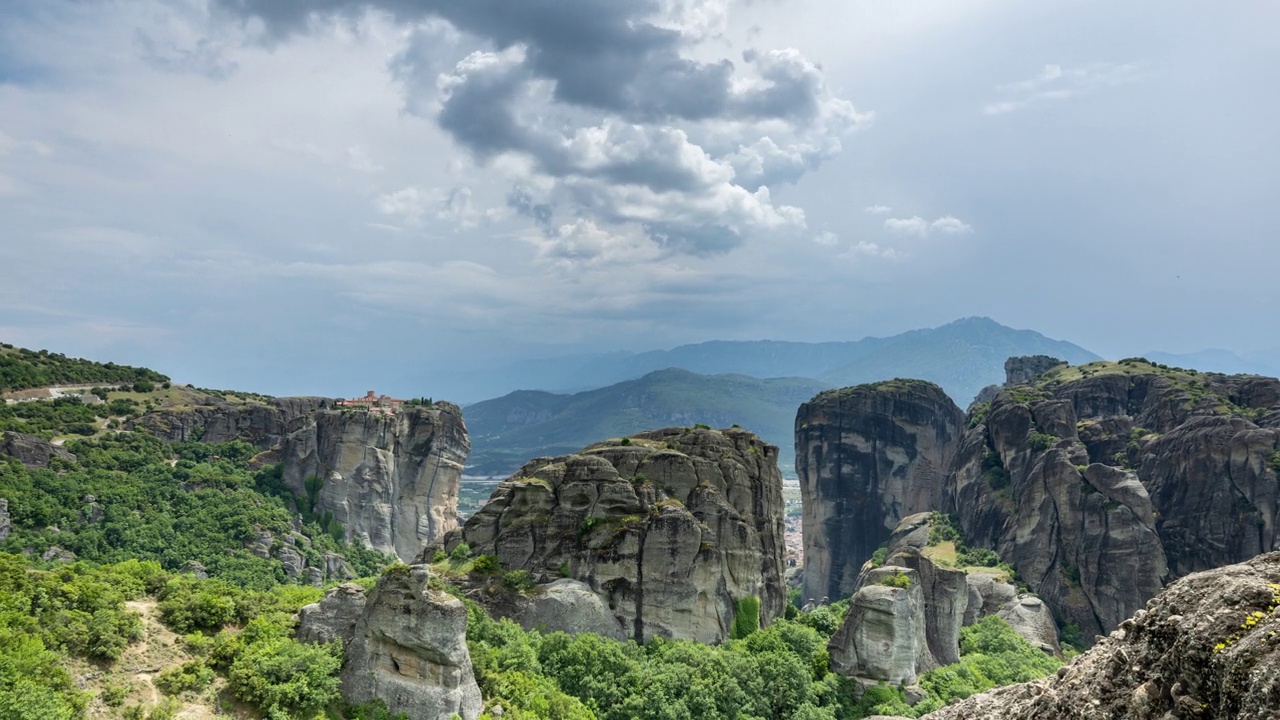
[[923, 541, 958, 566]]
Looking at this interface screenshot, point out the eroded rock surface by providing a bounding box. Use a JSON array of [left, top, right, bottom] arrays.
[[922, 552, 1280, 720], [442, 426, 785, 644], [804, 359, 1280, 644], [340, 566, 482, 720], [298, 583, 367, 646], [797, 381, 966, 603], [131, 396, 331, 447], [0, 431, 76, 467], [282, 404, 470, 561]]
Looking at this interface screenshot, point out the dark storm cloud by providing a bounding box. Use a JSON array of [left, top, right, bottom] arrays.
[[213, 0, 860, 256]]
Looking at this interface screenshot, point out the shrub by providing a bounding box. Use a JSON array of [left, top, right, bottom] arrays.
[[132, 381, 155, 393], [731, 596, 761, 639], [472, 555, 501, 575], [879, 572, 912, 589], [619, 437, 631, 446], [928, 513, 961, 545], [449, 542, 472, 562], [155, 661, 214, 695], [431, 549, 448, 564], [1028, 432, 1059, 452], [957, 547, 1002, 568], [227, 638, 342, 717], [869, 546, 888, 567], [503, 570, 536, 592]]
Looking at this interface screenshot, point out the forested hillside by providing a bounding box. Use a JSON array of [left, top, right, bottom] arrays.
[[0, 344, 169, 392]]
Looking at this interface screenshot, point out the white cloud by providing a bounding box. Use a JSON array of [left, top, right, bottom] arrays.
[[375, 185, 503, 229], [929, 216, 973, 235], [864, 204, 892, 215], [884, 216, 930, 237], [884, 215, 973, 237], [812, 231, 839, 246], [984, 62, 1143, 115], [841, 240, 902, 260]]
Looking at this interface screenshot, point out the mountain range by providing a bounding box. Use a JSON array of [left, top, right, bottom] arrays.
[[463, 317, 1101, 475]]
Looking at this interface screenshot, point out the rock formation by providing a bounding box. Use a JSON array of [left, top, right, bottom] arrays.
[[513, 579, 629, 641], [1004, 355, 1067, 386], [0, 431, 76, 467], [0, 498, 9, 542], [282, 404, 470, 561], [298, 583, 368, 646], [829, 513, 1058, 687], [802, 357, 1280, 645], [921, 552, 1280, 720], [131, 396, 332, 448], [796, 381, 966, 603], [338, 565, 483, 720], [440, 426, 786, 644]]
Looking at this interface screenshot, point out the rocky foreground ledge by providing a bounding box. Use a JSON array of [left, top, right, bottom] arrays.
[[915, 552, 1280, 719]]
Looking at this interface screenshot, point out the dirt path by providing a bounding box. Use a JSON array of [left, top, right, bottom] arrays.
[[124, 600, 168, 706]]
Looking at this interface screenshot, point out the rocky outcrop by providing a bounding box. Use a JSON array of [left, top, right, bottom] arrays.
[[441, 426, 786, 644], [282, 404, 470, 561], [514, 579, 629, 640], [830, 513, 1057, 686], [797, 381, 966, 603], [830, 565, 931, 685], [0, 431, 76, 467], [131, 396, 332, 448], [806, 360, 1280, 646], [0, 498, 9, 541], [298, 583, 368, 646], [340, 566, 482, 720], [1004, 355, 1067, 386], [921, 552, 1280, 720]]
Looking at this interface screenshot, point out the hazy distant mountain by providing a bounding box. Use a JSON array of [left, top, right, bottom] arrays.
[[1143, 349, 1280, 377], [464, 369, 831, 476], [447, 317, 1100, 404]]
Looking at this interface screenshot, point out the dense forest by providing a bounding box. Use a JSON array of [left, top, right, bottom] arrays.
[[0, 344, 169, 392]]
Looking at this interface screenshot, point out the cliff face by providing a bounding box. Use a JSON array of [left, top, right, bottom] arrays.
[[802, 359, 1280, 642], [131, 396, 332, 447], [444, 426, 785, 644], [796, 381, 966, 603], [282, 404, 470, 562], [921, 552, 1280, 720], [326, 566, 483, 720]]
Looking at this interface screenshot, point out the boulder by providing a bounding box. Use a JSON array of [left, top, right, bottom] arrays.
[[0, 431, 76, 467], [996, 595, 1060, 656], [514, 579, 628, 641], [340, 566, 482, 720]]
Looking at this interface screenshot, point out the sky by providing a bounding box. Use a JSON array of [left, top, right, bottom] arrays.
[[1, 0, 1277, 398]]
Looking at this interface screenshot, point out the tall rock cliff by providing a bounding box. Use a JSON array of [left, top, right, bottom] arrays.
[[442, 426, 786, 644], [282, 404, 470, 562], [796, 380, 966, 603], [801, 358, 1280, 643]]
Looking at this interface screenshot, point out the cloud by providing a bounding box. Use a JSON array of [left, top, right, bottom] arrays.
[[210, 0, 868, 256], [375, 185, 503, 228], [884, 215, 973, 237], [984, 62, 1143, 115], [864, 204, 892, 215], [841, 241, 902, 260], [812, 230, 838, 246]]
